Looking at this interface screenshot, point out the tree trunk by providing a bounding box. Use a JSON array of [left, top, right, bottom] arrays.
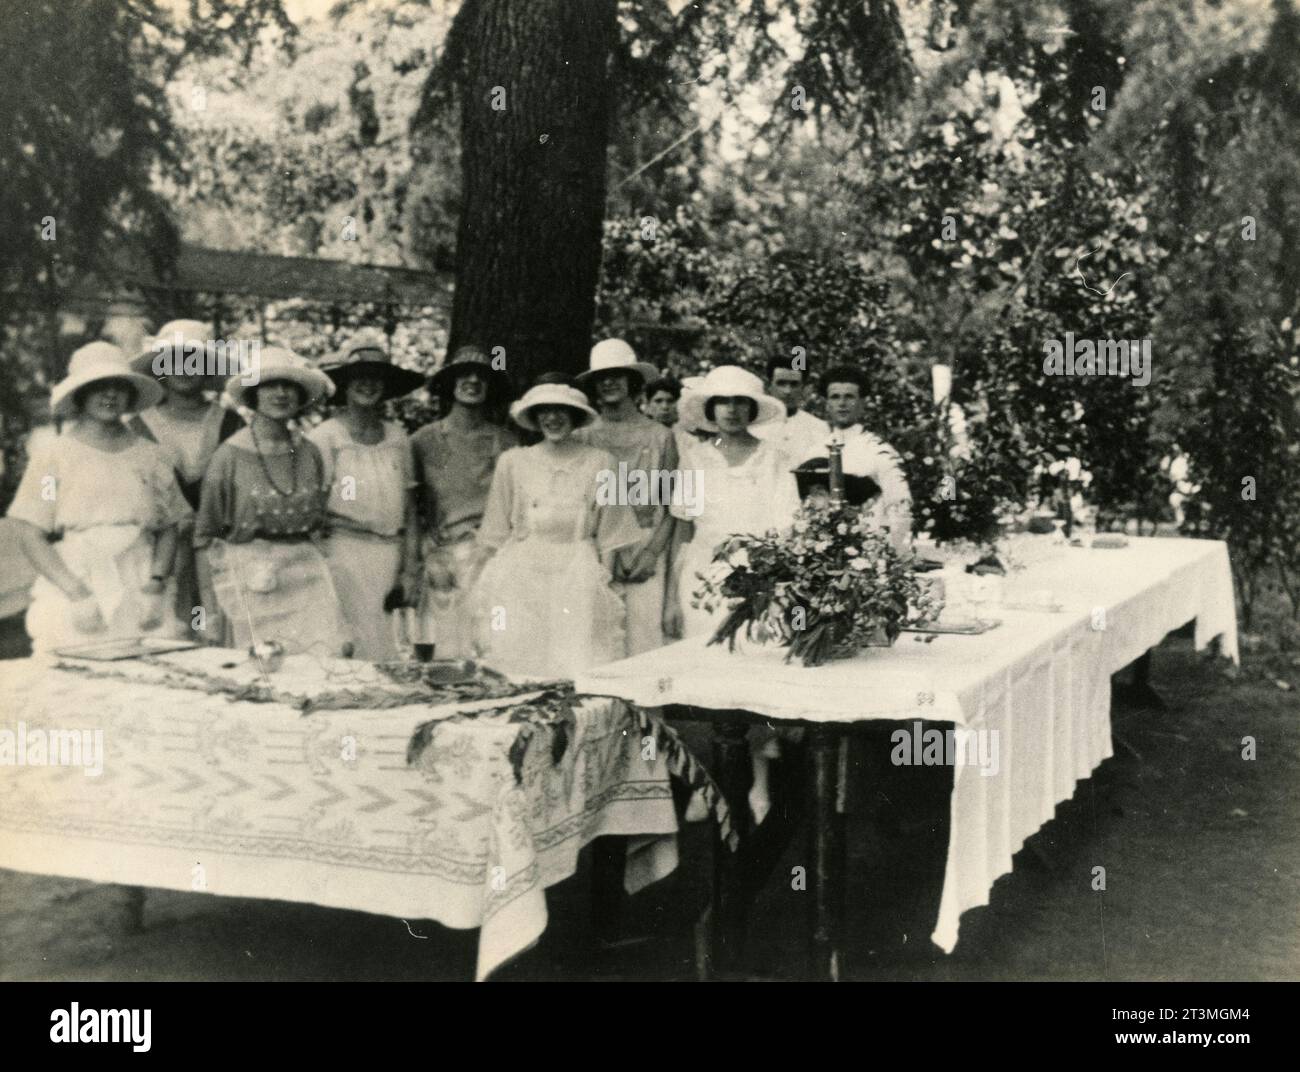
[[449, 0, 617, 391]]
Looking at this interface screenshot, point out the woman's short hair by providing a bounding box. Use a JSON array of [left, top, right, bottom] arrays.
[[244, 380, 307, 412], [704, 395, 758, 423], [645, 376, 681, 402], [73, 379, 137, 412]]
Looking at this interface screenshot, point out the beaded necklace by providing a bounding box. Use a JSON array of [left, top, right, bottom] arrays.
[[250, 418, 299, 497]]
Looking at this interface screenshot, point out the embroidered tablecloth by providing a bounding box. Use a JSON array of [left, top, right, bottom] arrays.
[[575, 537, 1238, 953], [0, 650, 678, 980]]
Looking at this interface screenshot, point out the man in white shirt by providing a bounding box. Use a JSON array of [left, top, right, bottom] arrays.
[[819, 366, 913, 553], [752, 356, 830, 466]]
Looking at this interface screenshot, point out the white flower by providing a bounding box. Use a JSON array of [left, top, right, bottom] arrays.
[[729, 548, 751, 570], [836, 523, 849, 536], [845, 546, 859, 557], [850, 558, 870, 571], [1169, 455, 1190, 482], [1065, 456, 1082, 481]]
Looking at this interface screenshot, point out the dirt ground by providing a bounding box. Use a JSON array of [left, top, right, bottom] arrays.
[[1, 615, 1297, 983]]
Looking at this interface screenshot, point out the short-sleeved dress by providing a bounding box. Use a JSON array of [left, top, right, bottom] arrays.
[[409, 419, 518, 654], [468, 442, 641, 679], [671, 436, 802, 640], [576, 411, 679, 656], [194, 427, 350, 657], [6, 429, 192, 653], [130, 399, 244, 641], [308, 417, 414, 661]]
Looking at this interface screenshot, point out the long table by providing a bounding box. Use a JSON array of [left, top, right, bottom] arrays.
[[0, 650, 679, 980], [575, 536, 1239, 978]]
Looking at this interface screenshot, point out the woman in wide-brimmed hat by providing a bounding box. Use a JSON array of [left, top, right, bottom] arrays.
[[665, 365, 802, 823], [307, 332, 425, 660], [129, 320, 246, 644], [467, 381, 641, 678], [409, 344, 518, 661], [7, 342, 192, 652], [194, 347, 352, 656]]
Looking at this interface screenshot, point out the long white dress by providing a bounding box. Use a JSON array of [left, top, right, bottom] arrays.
[[672, 436, 802, 639], [469, 443, 641, 679], [309, 418, 414, 661], [6, 429, 192, 653]]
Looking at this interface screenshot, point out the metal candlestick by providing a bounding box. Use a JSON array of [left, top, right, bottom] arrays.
[[828, 437, 846, 506]]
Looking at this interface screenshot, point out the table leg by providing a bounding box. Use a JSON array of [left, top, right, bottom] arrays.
[[591, 836, 627, 945], [808, 723, 846, 981], [1113, 649, 1167, 711], [710, 713, 752, 976], [122, 886, 146, 933]]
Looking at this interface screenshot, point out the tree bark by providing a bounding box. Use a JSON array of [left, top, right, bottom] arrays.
[[449, 0, 617, 391]]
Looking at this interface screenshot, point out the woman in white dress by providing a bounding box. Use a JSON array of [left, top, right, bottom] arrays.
[[661, 365, 802, 824], [7, 343, 191, 653], [311, 335, 424, 661], [663, 365, 802, 641], [469, 382, 641, 679]]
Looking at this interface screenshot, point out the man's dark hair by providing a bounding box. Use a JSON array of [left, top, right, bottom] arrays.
[[821, 366, 866, 396], [766, 356, 805, 382], [645, 376, 681, 402]]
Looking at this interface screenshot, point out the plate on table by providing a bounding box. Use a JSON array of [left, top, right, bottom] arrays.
[[55, 636, 203, 661], [901, 618, 1002, 636]]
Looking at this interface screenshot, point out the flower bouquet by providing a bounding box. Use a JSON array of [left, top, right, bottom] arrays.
[[691, 500, 944, 667]]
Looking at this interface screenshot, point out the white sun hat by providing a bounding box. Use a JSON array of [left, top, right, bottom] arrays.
[[676, 365, 785, 433], [575, 338, 659, 393], [509, 382, 599, 432], [50, 341, 165, 419], [129, 319, 215, 377], [224, 346, 334, 410]]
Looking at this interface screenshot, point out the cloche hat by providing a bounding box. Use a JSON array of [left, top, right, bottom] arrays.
[[575, 338, 658, 393], [224, 346, 334, 411], [509, 382, 599, 432]]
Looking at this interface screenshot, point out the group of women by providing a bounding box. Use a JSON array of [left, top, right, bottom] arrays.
[[8, 325, 873, 684]]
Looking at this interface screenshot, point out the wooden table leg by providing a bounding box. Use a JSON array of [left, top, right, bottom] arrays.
[[808, 723, 846, 981], [709, 713, 752, 977]]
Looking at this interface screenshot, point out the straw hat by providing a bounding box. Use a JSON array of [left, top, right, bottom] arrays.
[[224, 346, 334, 411], [130, 319, 215, 377], [676, 365, 784, 433], [323, 331, 424, 400], [427, 344, 513, 404], [575, 338, 658, 393], [50, 342, 164, 419], [509, 383, 599, 432]]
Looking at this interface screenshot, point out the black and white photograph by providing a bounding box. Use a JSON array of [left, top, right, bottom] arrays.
[[0, 0, 1296, 1038]]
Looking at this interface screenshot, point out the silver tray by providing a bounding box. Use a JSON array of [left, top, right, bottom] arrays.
[[901, 618, 1002, 636], [55, 636, 203, 661]]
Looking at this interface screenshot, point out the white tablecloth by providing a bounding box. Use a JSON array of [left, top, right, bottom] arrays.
[[575, 536, 1238, 953], [0, 650, 678, 980]]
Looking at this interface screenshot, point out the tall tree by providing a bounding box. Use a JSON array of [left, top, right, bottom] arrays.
[[419, 0, 916, 388], [421, 0, 618, 386]]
